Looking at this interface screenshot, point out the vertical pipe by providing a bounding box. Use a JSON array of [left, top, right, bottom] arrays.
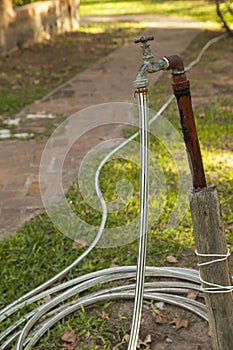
[[171, 72, 207, 189], [128, 86, 149, 349]]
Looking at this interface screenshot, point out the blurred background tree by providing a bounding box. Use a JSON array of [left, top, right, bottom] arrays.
[[0, 0, 15, 28], [0, 0, 232, 34], [216, 0, 233, 34]]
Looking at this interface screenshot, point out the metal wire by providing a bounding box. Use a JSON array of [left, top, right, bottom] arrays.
[[0, 33, 228, 350]]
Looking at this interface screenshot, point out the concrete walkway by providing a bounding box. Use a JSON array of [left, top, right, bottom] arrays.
[[0, 15, 203, 239]]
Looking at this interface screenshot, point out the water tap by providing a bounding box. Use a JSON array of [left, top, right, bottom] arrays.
[[134, 35, 154, 62], [134, 35, 169, 88]]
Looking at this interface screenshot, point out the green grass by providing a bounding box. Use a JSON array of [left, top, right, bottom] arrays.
[[0, 94, 232, 348], [80, 0, 216, 23], [0, 86, 48, 116]]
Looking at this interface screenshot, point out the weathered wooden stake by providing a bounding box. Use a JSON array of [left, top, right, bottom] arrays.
[[167, 58, 233, 350], [189, 187, 233, 349]]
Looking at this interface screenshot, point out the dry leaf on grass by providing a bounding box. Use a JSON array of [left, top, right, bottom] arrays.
[[72, 239, 89, 249], [110, 262, 119, 268], [136, 334, 152, 349], [144, 334, 152, 344], [156, 314, 168, 324], [61, 330, 77, 343], [101, 311, 110, 320], [61, 330, 77, 350], [166, 255, 179, 263], [122, 333, 130, 343], [61, 342, 77, 350], [170, 317, 189, 330], [122, 334, 151, 349]]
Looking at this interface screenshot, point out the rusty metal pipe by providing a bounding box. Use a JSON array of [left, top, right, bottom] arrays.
[[165, 55, 207, 189], [165, 54, 185, 74]]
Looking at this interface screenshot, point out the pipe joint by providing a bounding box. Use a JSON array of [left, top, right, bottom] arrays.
[[165, 54, 185, 75]]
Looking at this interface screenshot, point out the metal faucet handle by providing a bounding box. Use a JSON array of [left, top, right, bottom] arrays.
[[134, 36, 154, 44]]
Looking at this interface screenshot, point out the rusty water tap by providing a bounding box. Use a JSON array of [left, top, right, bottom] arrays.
[[134, 36, 169, 89]]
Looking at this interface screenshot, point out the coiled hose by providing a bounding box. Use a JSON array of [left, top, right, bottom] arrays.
[[0, 32, 228, 350]]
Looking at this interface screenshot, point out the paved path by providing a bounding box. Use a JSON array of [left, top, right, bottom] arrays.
[[0, 15, 203, 239]]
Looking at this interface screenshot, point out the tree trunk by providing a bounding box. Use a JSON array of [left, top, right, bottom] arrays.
[[215, 0, 233, 34], [0, 0, 15, 29]]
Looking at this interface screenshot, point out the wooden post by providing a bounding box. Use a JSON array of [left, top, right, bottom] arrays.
[[189, 186, 233, 350], [166, 53, 233, 349]]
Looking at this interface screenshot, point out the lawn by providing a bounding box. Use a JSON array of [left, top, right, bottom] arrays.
[[79, 0, 216, 22]]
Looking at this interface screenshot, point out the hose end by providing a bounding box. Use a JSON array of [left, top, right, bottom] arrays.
[[134, 78, 149, 89]]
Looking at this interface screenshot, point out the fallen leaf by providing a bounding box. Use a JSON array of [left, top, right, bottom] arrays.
[[122, 333, 130, 343], [72, 239, 89, 249], [156, 314, 168, 324], [61, 342, 77, 350], [144, 334, 152, 344], [128, 277, 136, 282], [137, 335, 151, 349], [166, 255, 179, 263], [110, 262, 119, 268], [101, 311, 110, 320], [136, 338, 144, 348], [122, 334, 151, 349], [187, 290, 198, 300], [61, 329, 77, 343], [170, 317, 189, 330]]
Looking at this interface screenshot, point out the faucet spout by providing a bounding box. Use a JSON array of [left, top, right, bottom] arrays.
[[147, 57, 170, 73], [134, 57, 169, 88]]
